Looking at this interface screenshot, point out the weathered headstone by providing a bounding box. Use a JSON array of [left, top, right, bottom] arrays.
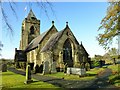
[[67, 67, 71, 74], [64, 63, 68, 73], [0, 65, 1, 71], [2, 64, 7, 72], [51, 62, 57, 73], [24, 65, 33, 84], [39, 63, 43, 73], [43, 61, 49, 74], [85, 63, 90, 71], [67, 67, 86, 76], [35, 64, 39, 74]]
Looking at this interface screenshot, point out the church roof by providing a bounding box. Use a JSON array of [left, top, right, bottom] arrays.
[[27, 9, 36, 19], [80, 42, 89, 56], [25, 25, 57, 52], [40, 30, 64, 52], [40, 23, 80, 52]]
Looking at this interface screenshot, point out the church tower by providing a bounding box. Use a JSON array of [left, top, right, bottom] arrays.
[[20, 9, 40, 50]]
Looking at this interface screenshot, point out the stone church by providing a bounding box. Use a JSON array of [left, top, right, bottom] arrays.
[[19, 9, 90, 72]]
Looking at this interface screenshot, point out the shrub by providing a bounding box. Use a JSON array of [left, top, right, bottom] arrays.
[[92, 61, 100, 67]]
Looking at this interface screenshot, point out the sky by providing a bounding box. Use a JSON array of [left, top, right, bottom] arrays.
[[1, 2, 118, 59]]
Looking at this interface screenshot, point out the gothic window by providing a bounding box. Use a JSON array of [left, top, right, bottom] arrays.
[[63, 39, 73, 67], [30, 26, 35, 35]]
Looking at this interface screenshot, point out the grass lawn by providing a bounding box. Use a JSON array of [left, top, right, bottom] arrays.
[[1, 71, 60, 90], [45, 68, 105, 81], [108, 64, 119, 72], [108, 64, 120, 87]]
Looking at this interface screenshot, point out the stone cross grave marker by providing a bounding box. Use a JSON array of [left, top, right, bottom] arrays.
[[43, 61, 49, 74]]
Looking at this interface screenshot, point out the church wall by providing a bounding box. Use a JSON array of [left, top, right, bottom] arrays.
[[52, 28, 81, 69], [27, 50, 36, 63], [40, 27, 57, 48], [40, 51, 53, 72], [33, 27, 57, 66]]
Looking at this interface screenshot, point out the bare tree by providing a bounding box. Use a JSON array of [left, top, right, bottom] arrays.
[[0, 0, 56, 56], [1, 0, 55, 34]]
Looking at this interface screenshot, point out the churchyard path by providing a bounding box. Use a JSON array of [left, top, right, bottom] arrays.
[[7, 67, 119, 89], [88, 68, 119, 89]]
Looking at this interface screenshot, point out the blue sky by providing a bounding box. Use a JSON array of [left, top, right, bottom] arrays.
[[1, 2, 116, 59]]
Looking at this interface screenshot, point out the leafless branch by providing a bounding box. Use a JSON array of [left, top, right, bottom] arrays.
[[1, 6, 13, 36], [1, 0, 56, 35], [8, 1, 18, 19]]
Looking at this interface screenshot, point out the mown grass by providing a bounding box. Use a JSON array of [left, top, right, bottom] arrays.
[[108, 64, 120, 87], [108, 64, 119, 72], [1, 71, 60, 90], [45, 68, 105, 81], [45, 72, 95, 80]]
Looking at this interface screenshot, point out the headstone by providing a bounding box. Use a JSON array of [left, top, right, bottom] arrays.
[[35, 64, 39, 73], [67, 67, 71, 74], [64, 63, 68, 73], [85, 63, 90, 71], [24, 65, 33, 84], [39, 63, 43, 73], [43, 61, 49, 74], [0, 65, 1, 71], [51, 62, 57, 73], [2, 64, 7, 72], [113, 58, 116, 65]]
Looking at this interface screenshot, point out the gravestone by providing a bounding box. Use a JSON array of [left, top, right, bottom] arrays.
[[24, 65, 33, 84], [39, 63, 43, 73], [67, 67, 86, 76], [85, 63, 90, 71], [0, 65, 1, 71], [51, 62, 57, 73], [35, 64, 39, 74], [64, 63, 68, 73], [67, 67, 71, 74], [2, 64, 7, 72], [43, 61, 49, 74]]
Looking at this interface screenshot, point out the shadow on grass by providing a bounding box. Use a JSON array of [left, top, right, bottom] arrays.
[[30, 80, 39, 84], [2, 73, 15, 76], [86, 73, 97, 77], [8, 68, 26, 76], [109, 74, 120, 84], [43, 78, 63, 82]]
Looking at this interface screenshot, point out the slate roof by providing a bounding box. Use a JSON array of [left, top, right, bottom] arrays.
[[80, 42, 89, 56], [40, 30, 64, 52], [25, 25, 57, 52], [40, 25, 80, 52], [25, 31, 48, 52]]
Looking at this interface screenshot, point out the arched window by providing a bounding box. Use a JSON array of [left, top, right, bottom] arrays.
[[63, 39, 73, 67], [30, 26, 34, 35]]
